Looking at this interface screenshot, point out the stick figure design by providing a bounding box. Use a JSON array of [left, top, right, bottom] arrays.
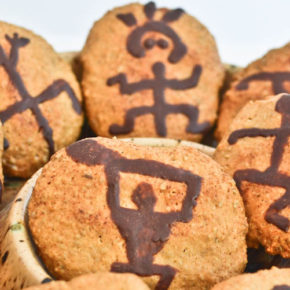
[[0, 33, 82, 155], [107, 2, 209, 137], [66, 139, 202, 290], [228, 94, 290, 232], [236, 72, 290, 95], [108, 62, 209, 136]]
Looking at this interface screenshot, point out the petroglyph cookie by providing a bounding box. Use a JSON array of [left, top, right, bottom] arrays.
[[215, 94, 290, 258], [28, 137, 247, 290], [0, 21, 83, 178], [216, 42, 290, 140], [81, 2, 224, 142]]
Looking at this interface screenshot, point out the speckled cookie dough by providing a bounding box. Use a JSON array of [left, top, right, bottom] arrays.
[[216, 42, 290, 140], [81, 2, 224, 142], [28, 137, 247, 290], [0, 21, 83, 178], [212, 267, 290, 290], [24, 272, 150, 290], [214, 94, 290, 258]]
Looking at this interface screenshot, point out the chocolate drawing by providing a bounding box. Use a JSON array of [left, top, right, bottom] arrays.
[[236, 72, 290, 95], [108, 62, 209, 136], [108, 2, 208, 137], [117, 1, 186, 63], [228, 94, 290, 232], [0, 33, 82, 156], [273, 285, 290, 290], [67, 139, 202, 289]]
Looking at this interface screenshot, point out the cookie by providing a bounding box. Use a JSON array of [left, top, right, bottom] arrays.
[[216, 42, 290, 140], [28, 137, 247, 290], [81, 2, 224, 141], [212, 267, 290, 290], [214, 94, 290, 257], [0, 21, 83, 178], [24, 272, 149, 290]]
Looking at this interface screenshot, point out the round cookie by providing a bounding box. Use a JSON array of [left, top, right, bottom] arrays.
[[211, 267, 290, 290], [216, 42, 290, 140], [28, 137, 247, 290], [24, 273, 149, 290], [81, 2, 225, 142], [0, 21, 83, 178], [214, 94, 290, 258]]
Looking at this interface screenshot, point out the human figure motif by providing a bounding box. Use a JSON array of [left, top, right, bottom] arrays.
[[0, 33, 82, 155], [236, 72, 290, 95], [66, 139, 202, 290], [107, 2, 210, 137], [228, 94, 290, 232]]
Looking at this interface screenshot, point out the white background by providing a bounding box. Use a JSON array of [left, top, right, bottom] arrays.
[[0, 0, 289, 66]]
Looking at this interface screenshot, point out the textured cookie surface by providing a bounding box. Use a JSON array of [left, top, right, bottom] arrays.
[[24, 273, 149, 290], [212, 267, 290, 290], [28, 137, 247, 290], [216, 42, 290, 140], [81, 2, 224, 141], [214, 94, 290, 258], [0, 21, 83, 178]]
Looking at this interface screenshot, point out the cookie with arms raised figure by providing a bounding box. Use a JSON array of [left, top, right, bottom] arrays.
[[215, 93, 290, 258], [0, 21, 83, 178], [81, 2, 224, 141], [28, 137, 247, 290]]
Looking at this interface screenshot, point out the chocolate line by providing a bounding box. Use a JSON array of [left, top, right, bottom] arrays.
[[228, 94, 290, 232], [108, 62, 209, 136], [236, 72, 290, 95], [66, 139, 202, 290], [144, 2, 156, 19], [0, 33, 81, 156], [117, 13, 137, 27]]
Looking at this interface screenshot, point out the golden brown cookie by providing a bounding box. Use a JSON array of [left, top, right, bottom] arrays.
[[28, 137, 247, 290], [214, 94, 290, 257], [211, 267, 290, 290], [81, 2, 224, 142], [24, 272, 149, 290], [216, 42, 290, 140], [0, 21, 83, 178]]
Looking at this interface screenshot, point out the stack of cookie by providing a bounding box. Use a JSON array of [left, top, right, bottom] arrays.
[[0, 1, 289, 290]]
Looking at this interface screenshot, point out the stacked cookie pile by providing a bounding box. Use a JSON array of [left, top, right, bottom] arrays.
[[0, 2, 289, 290]]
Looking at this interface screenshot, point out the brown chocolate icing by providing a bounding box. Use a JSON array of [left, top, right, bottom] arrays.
[[108, 62, 209, 136], [0, 33, 82, 156], [228, 94, 290, 232], [117, 2, 186, 63], [236, 72, 290, 95], [273, 286, 290, 290], [66, 139, 202, 290]]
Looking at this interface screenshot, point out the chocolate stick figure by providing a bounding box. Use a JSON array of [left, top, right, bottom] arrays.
[[66, 139, 202, 290], [108, 2, 209, 137], [0, 33, 81, 155], [236, 72, 290, 95], [108, 62, 210, 136], [228, 94, 290, 232]]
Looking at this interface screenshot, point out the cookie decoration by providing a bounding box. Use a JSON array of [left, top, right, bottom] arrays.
[[81, 2, 224, 141], [0, 122, 3, 202], [216, 42, 290, 140], [28, 137, 247, 289], [212, 267, 290, 290], [0, 21, 83, 178], [24, 273, 150, 290], [215, 94, 290, 258]]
